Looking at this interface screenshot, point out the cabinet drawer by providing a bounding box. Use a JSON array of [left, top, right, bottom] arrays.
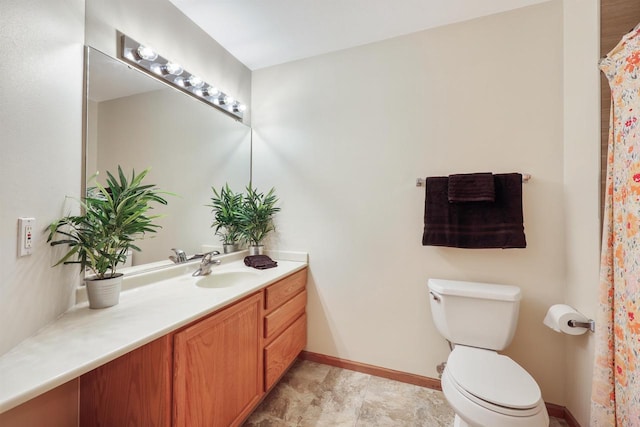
[[264, 268, 307, 312], [264, 313, 307, 390], [264, 290, 306, 342]]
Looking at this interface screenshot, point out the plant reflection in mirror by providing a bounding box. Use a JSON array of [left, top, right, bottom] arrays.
[[237, 183, 280, 247], [208, 184, 244, 246]]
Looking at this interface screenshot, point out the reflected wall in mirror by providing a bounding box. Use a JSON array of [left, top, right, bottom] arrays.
[[86, 47, 251, 267]]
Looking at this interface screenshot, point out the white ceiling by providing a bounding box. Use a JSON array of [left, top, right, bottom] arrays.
[[168, 0, 551, 70]]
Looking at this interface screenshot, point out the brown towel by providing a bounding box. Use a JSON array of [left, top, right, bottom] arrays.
[[422, 173, 526, 249], [244, 255, 278, 269], [448, 172, 495, 202]]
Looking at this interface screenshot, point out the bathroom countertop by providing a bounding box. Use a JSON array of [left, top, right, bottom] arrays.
[[0, 251, 308, 414]]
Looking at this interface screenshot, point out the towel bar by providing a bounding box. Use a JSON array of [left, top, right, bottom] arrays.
[[416, 173, 531, 187]]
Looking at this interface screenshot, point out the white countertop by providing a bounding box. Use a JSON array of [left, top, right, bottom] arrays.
[[0, 251, 307, 414]]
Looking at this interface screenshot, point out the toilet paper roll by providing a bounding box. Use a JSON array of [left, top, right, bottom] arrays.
[[543, 304, 589, 335]]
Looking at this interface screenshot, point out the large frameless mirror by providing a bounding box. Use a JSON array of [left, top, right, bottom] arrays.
[[85, 47, 251, 268]]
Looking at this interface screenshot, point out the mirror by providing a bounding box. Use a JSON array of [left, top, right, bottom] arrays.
[[85, 47, 251, 267]]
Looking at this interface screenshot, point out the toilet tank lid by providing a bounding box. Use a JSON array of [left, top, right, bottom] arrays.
[[428, 279, 521, 302]]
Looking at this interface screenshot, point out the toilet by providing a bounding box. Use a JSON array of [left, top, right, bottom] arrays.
[[427, 278, 549, 427]]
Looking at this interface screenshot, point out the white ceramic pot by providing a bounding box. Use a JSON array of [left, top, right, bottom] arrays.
[[85, 274, 123, 309], [248, 245, 264, 256]]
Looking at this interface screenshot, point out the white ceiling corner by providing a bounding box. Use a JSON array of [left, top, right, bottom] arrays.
[[168, 0, 552, 70]]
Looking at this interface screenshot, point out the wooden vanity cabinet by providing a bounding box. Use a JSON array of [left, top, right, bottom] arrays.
[[78, 267, 307, 427], [173, 292, 263, 427]]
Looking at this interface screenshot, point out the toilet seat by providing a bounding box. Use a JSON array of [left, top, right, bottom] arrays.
[[446, 345, 542, 416], [441, 369, 548, 427]]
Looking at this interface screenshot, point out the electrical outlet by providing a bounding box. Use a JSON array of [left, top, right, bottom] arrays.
[[18, 217, 35, 257]]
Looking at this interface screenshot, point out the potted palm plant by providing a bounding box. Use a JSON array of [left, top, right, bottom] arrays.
[[208, 184, 243, 253], [237, 183, 280, 255], [47, 166, 168, 309]]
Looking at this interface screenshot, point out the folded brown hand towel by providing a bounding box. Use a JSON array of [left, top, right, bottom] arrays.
[[423, 173, 526, 249], [244, 255, 278, 269], [448, 172, 495, 202]]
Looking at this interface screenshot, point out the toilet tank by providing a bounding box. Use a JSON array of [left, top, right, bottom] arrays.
[[427, 278, 521, 351]]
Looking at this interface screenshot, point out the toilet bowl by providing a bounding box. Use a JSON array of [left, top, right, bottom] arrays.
[[427, 279, 549, 427], [441, 345, 548, 427]]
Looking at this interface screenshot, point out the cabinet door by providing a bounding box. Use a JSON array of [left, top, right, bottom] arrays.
[[173, 293, 263, 427], [80, 335, 172, 427]]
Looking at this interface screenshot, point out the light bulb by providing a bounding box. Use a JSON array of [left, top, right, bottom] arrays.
[[149, 63, 163, 75], [187, 75, 204, 88], [136, 45, 158, 61], [174, 76, 185, 87], [164, 62, 183, 76], [203, 86, 219, 97], [237, 103, 247, 112], [223, 95, 234, 105]]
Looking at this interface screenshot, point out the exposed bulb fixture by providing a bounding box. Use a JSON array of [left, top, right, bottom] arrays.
[[203, 86, 219, 97], [186, 75, 204, 88], [221, 95, 234, 105], [136, 45, 158, 61], [150, 61, 184, 76], [230, 103, 246, 113], [174, 76, 185, 87], [164, 62, 183, 76], [120, 34, 246, 121]]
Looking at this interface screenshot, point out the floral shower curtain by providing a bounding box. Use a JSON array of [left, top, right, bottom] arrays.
[[591, 24, 640, 426]]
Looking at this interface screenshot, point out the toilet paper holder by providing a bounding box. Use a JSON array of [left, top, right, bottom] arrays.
[[567, 319, 595, 333], [544, 304, 595, 334]]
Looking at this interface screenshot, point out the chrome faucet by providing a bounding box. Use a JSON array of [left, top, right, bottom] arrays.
[[192, 252, 221, 277], [170, 248, 188, 264]]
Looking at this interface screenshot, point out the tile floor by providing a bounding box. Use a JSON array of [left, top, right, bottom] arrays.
[[244, 359, 570, 427]]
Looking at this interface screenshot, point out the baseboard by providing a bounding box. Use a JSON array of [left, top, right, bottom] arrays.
[[545, 402, 565, 419], [298, 350, 441, 390], [563, 406, 581, 427], [298, 350, 581, 427]]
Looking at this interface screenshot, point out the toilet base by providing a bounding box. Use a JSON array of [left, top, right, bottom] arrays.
[[453, 414, 470, 427]]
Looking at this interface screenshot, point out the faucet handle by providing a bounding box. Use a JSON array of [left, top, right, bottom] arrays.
[[202, 251, 221, 265], [171, 248, 188, 263], [192, 252, 221, 276]]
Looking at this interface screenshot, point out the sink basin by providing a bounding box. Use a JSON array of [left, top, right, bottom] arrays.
[[195, 270, 260, 289]]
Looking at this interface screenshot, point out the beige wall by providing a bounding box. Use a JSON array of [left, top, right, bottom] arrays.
[[253, 1, 570, 404], [0, 0, 84, 355], [563, 0, 600, 424]]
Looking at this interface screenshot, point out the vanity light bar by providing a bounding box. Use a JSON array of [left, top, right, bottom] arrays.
[[120, 34, 246, 120]]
